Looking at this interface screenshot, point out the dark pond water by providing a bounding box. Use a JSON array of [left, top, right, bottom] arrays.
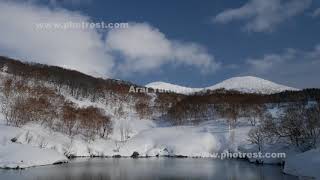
[[0, 158, 297, 180]]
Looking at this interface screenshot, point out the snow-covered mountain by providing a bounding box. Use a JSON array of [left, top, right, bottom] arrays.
[[206, 76, 298, 94], [146, 81, 201, 94], [146, 76, 298, 95]]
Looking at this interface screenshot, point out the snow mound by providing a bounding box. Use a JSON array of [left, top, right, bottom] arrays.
[[0, 144, 68, 169], [283, 149, 320, 179], [12, 123, 229, 158], [146, 81, 201, 94], [119, 126, 227, 157], [0, 122, 68, 169], [206, 76, 298, 94]]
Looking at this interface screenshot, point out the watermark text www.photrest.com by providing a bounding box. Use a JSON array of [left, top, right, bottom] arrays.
[[35, 21, 129, 30], [213, 151, 286, 160]]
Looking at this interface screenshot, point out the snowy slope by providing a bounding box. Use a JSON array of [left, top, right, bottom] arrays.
[[0, 120, 68, 169], [284, 148, 320, 179], [0, 144, 68, 169], [146, 81, 201, 94], [206, 76, 298, 94], [146, 76, 298, 95]]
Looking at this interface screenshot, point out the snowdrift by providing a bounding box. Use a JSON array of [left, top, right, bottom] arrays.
[[0, 144, 68, 169], [283, 149, 320, 179], [12, 124, 228, 158]]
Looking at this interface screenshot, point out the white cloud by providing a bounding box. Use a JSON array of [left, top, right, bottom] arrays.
[[245, 46, 320, 88], [0, 1, 114, 78], [0, 2, 219, 79], [106, 23, 220, 75], [246, 48, 297, 73], [214, 0, 312, 32], [14, 0, 91, 6], [51, 0, 91, 5], [312, 8, 320, 17]]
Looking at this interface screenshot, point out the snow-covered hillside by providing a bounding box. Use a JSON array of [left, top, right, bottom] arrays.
[[146, 81, 201, 94], [146, 76, 298, 95], [206, 76, 298, 94]]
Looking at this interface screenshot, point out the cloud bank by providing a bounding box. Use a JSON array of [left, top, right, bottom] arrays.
[[214, 0, 312, 32], [312, 8, 320, 17], [245, 45, 320, 88], [0, 1, 219, 78], [0, 1, 114, 77], [106, 23, 219, 75]]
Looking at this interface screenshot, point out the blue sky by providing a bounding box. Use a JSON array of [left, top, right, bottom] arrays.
[[1, 0, 320, 88]]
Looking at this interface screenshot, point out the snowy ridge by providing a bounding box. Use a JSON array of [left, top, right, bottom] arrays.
[[146, 81, 201, 94], [206, 76, 299, 94], [146, 76, 298, 95]]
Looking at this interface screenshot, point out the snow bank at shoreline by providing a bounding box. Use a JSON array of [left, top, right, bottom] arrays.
[[118, 127, 227, 157], [0, 122, 229, 169], [0, 122, 68, 169], [1, 118, 319, 180], [283, 148, 320, 179], [1, 119, 284, 160], [0, 144, 68, 169], [12, 123, 229, 158]]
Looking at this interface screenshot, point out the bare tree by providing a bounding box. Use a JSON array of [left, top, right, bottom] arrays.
[[119, 118, 131, 141], [100, 115, 113, 139], [248, 126, 266, 152], [247, 105, 264, 126], [225, 104, 240, 129], [62, 103, 77, 136], [1, 78, 14, 125], [259, 103, 320, 151]]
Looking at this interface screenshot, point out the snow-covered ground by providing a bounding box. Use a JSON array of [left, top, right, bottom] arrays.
[[0, 144, 68, 169], [1, 104, 319, 179], [1, 117, 249, 160], [284, 148, 320, 179], [1, 116, 319, 179], [146, 81, 201, 94], [118, 126, 227, 157], [0, 117, 258, 160], [8, 120, 231, 158], [0, 119, 68, 169]]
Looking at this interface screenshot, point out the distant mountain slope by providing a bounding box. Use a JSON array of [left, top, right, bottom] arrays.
[[0, 56, 181, 122], [146, 81, 201, 94], [206, 76, 298, 94], [146, 76, 298, 95]]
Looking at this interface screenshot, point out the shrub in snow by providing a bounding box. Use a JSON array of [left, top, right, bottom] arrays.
[[131, 151, 139, 158], [259, 103, 320, 151], [248, 126, 266, 152]]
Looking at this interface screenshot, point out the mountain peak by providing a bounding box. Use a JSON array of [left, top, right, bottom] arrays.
[[206, 76, 298, 94], [146, 76, 298, 95]]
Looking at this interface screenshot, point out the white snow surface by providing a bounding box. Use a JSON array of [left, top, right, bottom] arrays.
[[0, 144, 68, 169], [206, 76, 298, 94], [6, 119, 262, 159], [146, 76, 298, 95], [11, 121, 232, 158], [284, 148, 320, 179], [146, 81, 201, 94], [118, 126, 227, 157], [0, 120, 68, 168]]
